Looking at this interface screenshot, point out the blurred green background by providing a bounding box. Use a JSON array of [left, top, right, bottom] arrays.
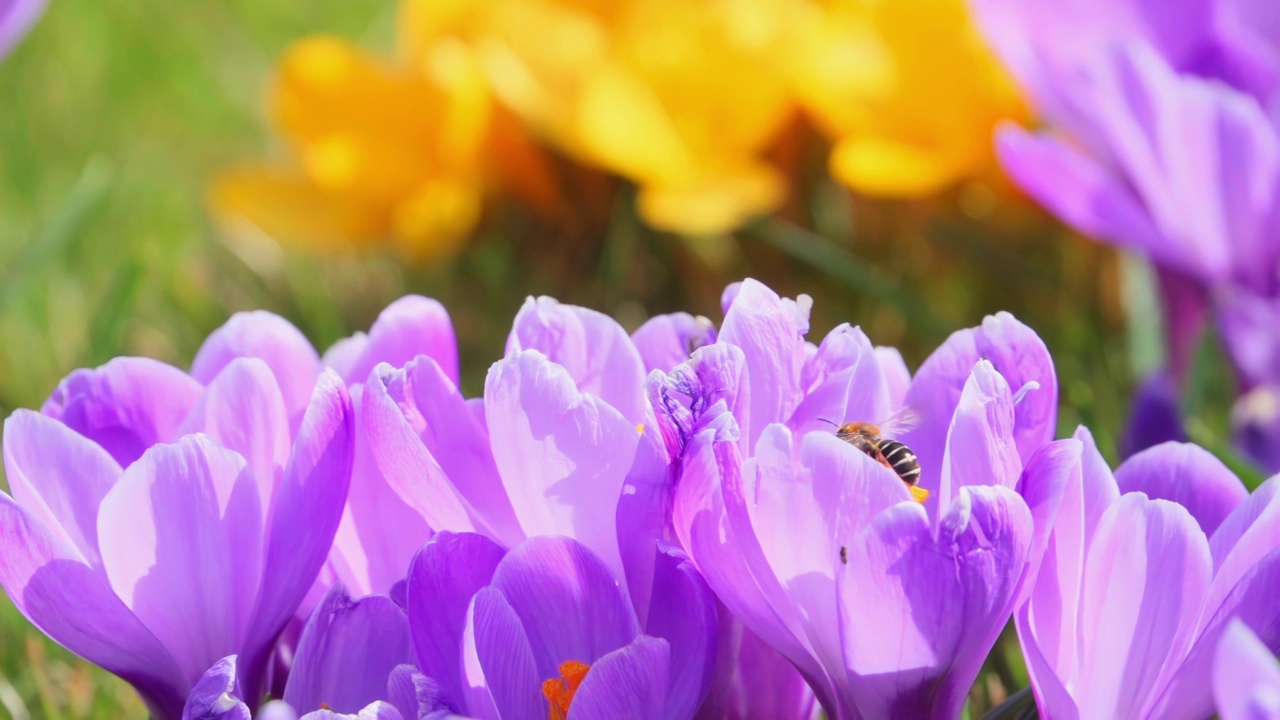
[[0, 0, 1239, 717]]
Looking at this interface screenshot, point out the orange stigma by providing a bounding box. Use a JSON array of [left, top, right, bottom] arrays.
[[542, 660, 591, 720]]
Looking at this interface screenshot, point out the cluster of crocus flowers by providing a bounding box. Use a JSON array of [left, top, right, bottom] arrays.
[[973, 0, 1280, 469], [215, 0, 1025, 247], [6, 278, 1280, 719]]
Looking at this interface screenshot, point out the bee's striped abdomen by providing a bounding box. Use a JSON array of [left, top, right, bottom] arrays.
[[878, 439, 921, 487]]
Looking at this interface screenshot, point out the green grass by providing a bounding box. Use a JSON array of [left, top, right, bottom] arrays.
[[0, 0, 1255, 717]]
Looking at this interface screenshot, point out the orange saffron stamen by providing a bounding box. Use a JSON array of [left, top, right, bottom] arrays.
[[542, 660, 591, 720]]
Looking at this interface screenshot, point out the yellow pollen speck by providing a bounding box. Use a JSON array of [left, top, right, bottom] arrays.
[[635, 423, 645, 435], [909, 485, 930, 504]]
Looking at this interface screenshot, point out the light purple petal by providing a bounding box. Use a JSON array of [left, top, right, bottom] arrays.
[[936, 361, 1022, 514], [3, 410, 122, 568], [284, 586, 414, 714], [490, 536, 640, 680], [567, 636, 670, 720], [97, 436, 263, 686], [178, 357, 291, 514], [507, 296, 647, 424], [631, 313, 718, 374], [241, 370, 354, 703], [407, 532, 507, 712], [300, 703, 404, 720], [465, 586, 540, 720], [485, 351, 639, 583], [1115, 442, 1247, 537], [641, 546, 718, 720], [337, 386, 433, 595], [1218, 288, 1280, 389], [182, 656, 250, 720], [191, 311, 322, 419], [790, 324, 892, 437], [1145, 545, 1280, 719], [616, 406, 674, 624], [995, 126, 1169, 260], [838, 485, 1033, 719], [874, 346, 911, 409], [1215, 620, 1280, 720], [0, 491, 188, 717], [717, 279, 811, 448], [332, 296, 459, 388], [1073, 494, 1211, 719], [1015, 438, 1082, 592], [41, 357, 203, 468], [903, 313, 1055, 496], [670, 421, 830, 708]]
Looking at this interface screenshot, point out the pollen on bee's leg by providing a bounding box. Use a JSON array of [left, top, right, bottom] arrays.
[[909, 485, 930, 503], [542, 659, 591, 720]]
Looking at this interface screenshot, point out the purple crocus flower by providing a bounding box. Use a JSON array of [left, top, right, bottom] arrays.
[[187, 531, 715, 719], [1018, 430, 1280, 719], [657, 279, 1069, 719], [1213, 619, 1280, 720], [974, 0, 1280, 380], [182, 655, 410, 720], [0, 365, 354, 719]]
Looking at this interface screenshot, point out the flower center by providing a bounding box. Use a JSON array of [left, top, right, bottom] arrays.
[[542, 659, 591, 720]]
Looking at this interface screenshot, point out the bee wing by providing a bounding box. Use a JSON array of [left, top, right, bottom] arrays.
[[876, 406, 920, 437]]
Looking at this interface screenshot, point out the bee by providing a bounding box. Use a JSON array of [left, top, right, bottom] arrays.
[[825, 409, 929, 503]]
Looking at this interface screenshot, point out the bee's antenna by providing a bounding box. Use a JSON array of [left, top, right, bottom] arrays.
[[817, 417, 839, 427]]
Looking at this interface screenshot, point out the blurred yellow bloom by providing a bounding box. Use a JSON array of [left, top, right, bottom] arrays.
[[794, 0, 1027, 197], [213, 16, 554, 260], [467, 0, 799, 236]]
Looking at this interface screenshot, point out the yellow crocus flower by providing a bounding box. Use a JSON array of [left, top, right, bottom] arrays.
[[794, 0, 1027, 198], [473, 0, 799, 236], [213, 8, 553, 260]]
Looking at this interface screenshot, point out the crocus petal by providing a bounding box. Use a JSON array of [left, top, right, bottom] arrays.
[[490, 536, 641, 681], [177, 357, 291, 514], [1016, 438, 1082, 589], [1144, 546, 1280, 719], [567, 636, 670, 720], [1214, 620, 1280, 720], [839, 485, 1033, 720], [183, 656, 250, 720], [241, 371, 354, 702], [378, 357, 521, 543], [875, 346, 911, 409], [631, 312, 718, 373], [0, 492, 188, 717], [1073, 494, 1212, 719], [1018, 427, 1119, 718], [1119, 371, 1189, 459], [507, 296, 647, 425], [698, 613, 816, 720], [903, 312, 1056, 495], [3, 410, 122, 568], [41, 357, 203, 468], [387, 665, 458, 720], [790, 324, 893, 437], [407, 532, 507, 711], [1115, 442, 1247, 537], [0, 0, 49, 59], [616, 407, 673, 624], [465, 586, 541, 720], [331, 296, 460, 388], [996, 125, 1169, 258], [300, 703, 404, 720], [485, 351, 639, 583], [97, 435, 263, 686], [191, 311, 323, 418], [936, 360, 1022, 514], [717, 279, 811, 448], [335, 386, 433, 596], [641, 546, 718, 720], [1218, 288, 1280, 390], [284, 586, 414, 714]]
